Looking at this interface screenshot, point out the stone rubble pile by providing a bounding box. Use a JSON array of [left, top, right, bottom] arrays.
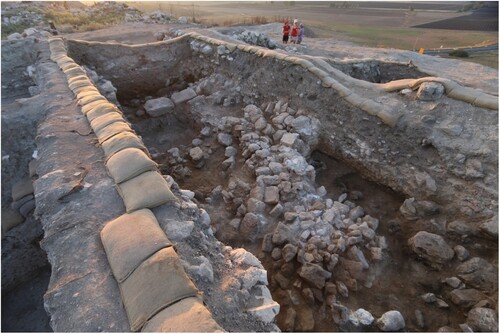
[[148, 67, 498, 330], [231, 30, 278, 49], [2, 2, 44, 28], [152, 78, 401, 329]]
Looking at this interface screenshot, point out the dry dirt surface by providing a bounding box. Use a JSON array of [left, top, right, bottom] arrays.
[[1, 8, 498, 334]]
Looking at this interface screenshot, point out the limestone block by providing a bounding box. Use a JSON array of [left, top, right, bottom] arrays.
[[144, 97, 174, 117]]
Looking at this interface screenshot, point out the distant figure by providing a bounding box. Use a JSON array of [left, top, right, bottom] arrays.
[[297, 23, 304, 44], [290, 19, 299, 44], [49, 21, 58, 35], [282, 19, 290, 44]]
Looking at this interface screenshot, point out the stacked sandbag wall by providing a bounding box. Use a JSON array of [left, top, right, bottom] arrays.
[[47, 36, 223, 332]]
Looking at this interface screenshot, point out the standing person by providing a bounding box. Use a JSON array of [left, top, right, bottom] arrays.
[[290, 19, 299, 44], [297, 23, 304, 44], [282, 19, 291, 44]]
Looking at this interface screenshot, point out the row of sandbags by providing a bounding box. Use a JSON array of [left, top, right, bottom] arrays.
[[48, 36, 222, 332]]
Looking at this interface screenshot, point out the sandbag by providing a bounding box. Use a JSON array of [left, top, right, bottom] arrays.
[[105, 147, 157, 183], [376, 108, 401, 127], [60, 63, 80, 71], [120, 247, 198, 331], [101, 132, 146, 160], [1, 209, 25, 234], [69, 80, 93, 91], [68, 75, 90, 85], [11, 178, 33, 201], [78, 94, 107, 106], [100, 209, 172, 283], [90, 112, 124, 133], [73, 85, 99, 95], [474, 93, 498, 110], [76, 90, 103, 101], [116, 171, 176, 213], [86, 103, 120, 122], [96, 121, 134, 144], [142, 297, 223, 332], [448, 86, 481, 104], [64, 68, 87, 78], [81, 99, 110, 114]]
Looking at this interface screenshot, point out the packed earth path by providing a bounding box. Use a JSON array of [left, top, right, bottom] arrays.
[[1, 16, 498, 333]]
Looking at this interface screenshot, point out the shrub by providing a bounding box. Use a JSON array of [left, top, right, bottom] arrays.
[[449, 49, 469, 58], [1, 22, 31, 39]]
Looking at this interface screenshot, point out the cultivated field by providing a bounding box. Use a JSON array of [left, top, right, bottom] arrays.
[[128, 1, 498, 68]]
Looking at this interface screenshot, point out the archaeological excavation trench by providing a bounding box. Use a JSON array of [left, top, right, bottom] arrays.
[[2, 28, 498, 332]]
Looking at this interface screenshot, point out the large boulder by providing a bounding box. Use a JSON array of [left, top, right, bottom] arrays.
[[466, 308, 498, 332], [408, 231, 454, 265]]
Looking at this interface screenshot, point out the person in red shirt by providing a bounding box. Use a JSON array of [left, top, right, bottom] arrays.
[[290, 19, 299, 44], [282, 19, 291, 44]]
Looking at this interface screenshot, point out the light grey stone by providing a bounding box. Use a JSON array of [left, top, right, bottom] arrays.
[[217, 132, 233, 146], [144, 97, 174, 117], [417, 82, 445, 101], [264, 186, 280, 205], [163, 220, 194, 241], [349, 308, 374, 326], [280, 132, 299, 147], [225, 146, 238, 157], [189, 147, 204, 161], [377, 310, 405, 331], [171, 87, 197, 105], [466, 308, 498, 332]]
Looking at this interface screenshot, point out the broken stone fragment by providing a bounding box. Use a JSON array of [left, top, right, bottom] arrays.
[[264, 186, 279, 205], [144, 97, 174, 117], [282, 243, 298, 262], [171, 87, 197, 105], [280, 132, 299, 147]]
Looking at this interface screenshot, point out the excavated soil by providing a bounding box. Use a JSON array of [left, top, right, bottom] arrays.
[[1, 21, 498, 333]]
